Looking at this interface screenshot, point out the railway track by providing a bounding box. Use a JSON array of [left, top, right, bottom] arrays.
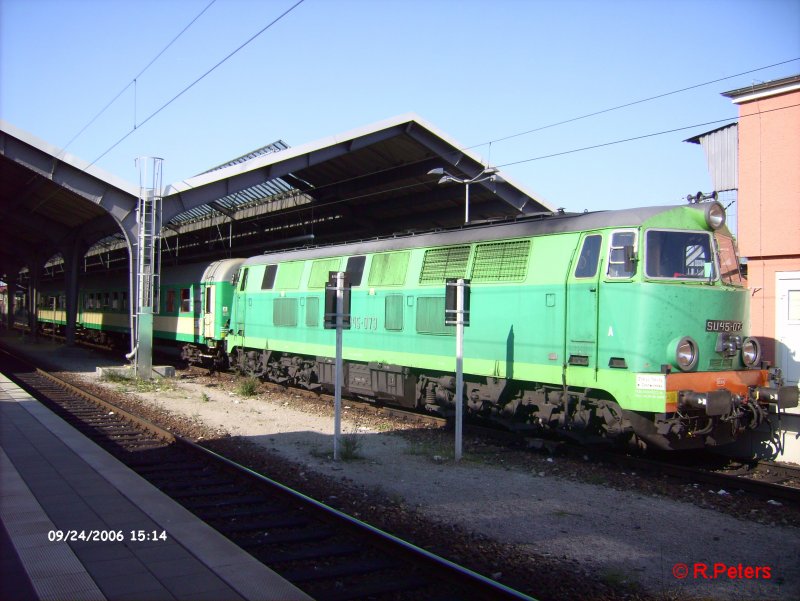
[[556, 443, 800, 506], [0, 351, 533, 601]]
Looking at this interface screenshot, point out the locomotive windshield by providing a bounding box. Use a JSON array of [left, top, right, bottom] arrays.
[[645, 230, 715, 280]]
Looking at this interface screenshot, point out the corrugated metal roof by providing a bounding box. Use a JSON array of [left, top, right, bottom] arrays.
[[165, 140, 303, 231], [685, 123, 738, 192]]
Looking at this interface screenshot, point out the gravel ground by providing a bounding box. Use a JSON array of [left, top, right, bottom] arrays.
[[3, 331, 799, 601]]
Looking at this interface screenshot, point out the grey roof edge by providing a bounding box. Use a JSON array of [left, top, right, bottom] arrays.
[[721, 74, 800, 103], [163, 113, 555, 212], [684, 122, 738, 144], [0, 119, 139, 198]]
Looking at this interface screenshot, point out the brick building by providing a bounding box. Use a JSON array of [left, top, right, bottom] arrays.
[[721, 75, 800, 390]]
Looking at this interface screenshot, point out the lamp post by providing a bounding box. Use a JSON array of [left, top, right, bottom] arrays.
[[428, 167, 504, 223]]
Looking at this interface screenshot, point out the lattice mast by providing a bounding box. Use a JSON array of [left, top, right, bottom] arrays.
[[134, 157, 163, 379]]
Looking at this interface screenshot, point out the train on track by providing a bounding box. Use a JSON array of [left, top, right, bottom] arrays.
[[27, 201, 798, 450]]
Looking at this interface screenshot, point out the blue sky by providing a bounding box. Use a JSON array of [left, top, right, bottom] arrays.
[[1, 0, 798, 216]]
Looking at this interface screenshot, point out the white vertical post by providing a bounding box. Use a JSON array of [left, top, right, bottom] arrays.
[[455, 278, 464, 461], [333, 271, 344, 461], [464, 184, 470, 223]]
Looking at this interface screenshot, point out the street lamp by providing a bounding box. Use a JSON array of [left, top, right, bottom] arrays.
[[428, 167, 504, 223]]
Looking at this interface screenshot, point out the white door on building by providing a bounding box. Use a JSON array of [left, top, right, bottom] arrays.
[[776, 272, 800, 389]]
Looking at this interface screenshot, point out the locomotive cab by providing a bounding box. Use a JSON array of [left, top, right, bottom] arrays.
[[589, 202, 798, 450]]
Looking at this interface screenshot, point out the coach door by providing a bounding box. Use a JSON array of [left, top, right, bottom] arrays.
[[202, 284, 214, 339], [233, 267, 249, 337], [566, 234, 602, 371]]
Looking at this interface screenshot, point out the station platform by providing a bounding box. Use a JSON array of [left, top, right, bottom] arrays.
[[0, 373, 312, 601]]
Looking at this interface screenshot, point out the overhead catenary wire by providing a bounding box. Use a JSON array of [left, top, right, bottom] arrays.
[[88, 0, 306, 169], [62, 0, 218, 153], [243, 102, 800, 221], [468, 58, 799, 149]]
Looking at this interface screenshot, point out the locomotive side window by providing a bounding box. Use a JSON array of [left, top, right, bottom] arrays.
[[645, 230, 714, 280], [607, 230, 637, 278], [239, 268, 249, 291], [261, 265, 278, 290], [575, 235, 602, 278], [346, 256, 366, 286]]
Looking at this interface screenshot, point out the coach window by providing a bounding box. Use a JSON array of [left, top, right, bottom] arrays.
[[103, 292, 110, 308], [607, 230, 637, 279], [180, 288, 191, 312], [165, 290, 176, 313], [574, 235, 602, 278], [112, 292, 119, 310]]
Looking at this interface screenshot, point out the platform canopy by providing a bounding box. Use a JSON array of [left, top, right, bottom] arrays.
[[1, 113, 553, 279], [0, 120, 138, 280]]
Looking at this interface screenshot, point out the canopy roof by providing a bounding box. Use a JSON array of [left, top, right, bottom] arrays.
[[1, 114, 552, 279]]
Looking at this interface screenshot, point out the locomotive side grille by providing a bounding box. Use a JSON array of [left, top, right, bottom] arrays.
[[385, 294, 404, 331], [416, 297, 454, 335], [309, 258, 342, 288], [419, 246, 470, 284], [471, 240, 531, 282], [274, 298, 299, 327], [305, 297, 320, 327], [368, 251, 411, 286]]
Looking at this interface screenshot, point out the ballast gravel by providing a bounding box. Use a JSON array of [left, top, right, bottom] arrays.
[[6, 334, 798, 601]]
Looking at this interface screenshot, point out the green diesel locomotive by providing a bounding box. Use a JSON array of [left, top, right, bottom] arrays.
[[225, 201, 797, 450]]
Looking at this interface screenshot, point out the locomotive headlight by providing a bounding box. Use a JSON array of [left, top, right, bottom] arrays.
[[704, 202, 726, 230], [741, 337, 761, 367], [675, 336, 699, 371]]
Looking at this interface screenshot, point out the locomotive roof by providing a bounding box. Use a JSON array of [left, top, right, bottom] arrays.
[[201, 259, 245, 283], [242, 203, 704, 266]]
